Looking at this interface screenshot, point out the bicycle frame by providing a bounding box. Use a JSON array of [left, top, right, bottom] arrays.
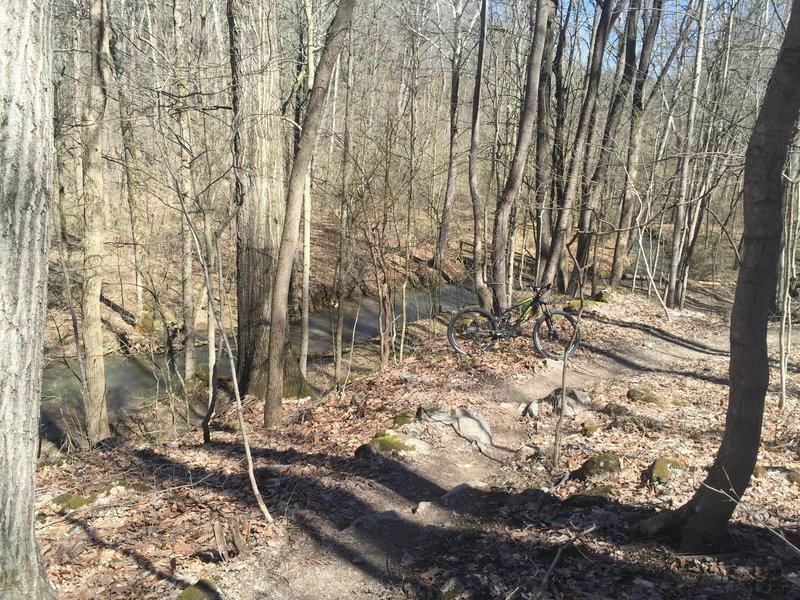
[[494, 286, 549, 339]]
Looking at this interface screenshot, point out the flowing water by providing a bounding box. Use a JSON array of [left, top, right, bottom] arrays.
[[40, 285, 475, 440]]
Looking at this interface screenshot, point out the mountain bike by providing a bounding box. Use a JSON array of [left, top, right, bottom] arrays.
[[447, 283, 580, 359]]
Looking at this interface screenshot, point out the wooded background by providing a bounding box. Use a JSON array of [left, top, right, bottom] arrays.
[[49, 0, 797, 444]]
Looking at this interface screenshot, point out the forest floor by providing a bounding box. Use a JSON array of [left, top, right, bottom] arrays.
[[35, 281, 800, 600]]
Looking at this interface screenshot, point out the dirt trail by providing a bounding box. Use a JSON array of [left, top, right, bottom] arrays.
[[37, 284, 800, 600], [207, 284, 793, 600]]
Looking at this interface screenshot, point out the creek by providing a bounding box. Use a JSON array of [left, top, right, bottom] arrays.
[[40, 284, 475, 440]]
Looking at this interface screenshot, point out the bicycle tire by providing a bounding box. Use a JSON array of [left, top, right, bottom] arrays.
[[532, 310, 580, 359], [447, 307, 498, 355]]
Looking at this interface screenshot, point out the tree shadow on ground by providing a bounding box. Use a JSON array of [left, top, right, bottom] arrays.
[[67, 440, 800, 599], [583, 313, 729, 357], [580, 342, 730, 385]]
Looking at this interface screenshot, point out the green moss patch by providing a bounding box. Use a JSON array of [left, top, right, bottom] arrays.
[[368, 429, 429, 453], [626, 386, 664, 404], [573, 452, 621, 481], [564, 299, 605, 312], [647, 458, 686, 486], [393, 412, 416, 428], [176, 579, 221, 600], [53, 492, 99, 511]]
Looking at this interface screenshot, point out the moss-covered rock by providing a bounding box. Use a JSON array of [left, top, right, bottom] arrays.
[[573, 452, 621, 481], [626, 386, 663, 404], [564, 299, 605, 313], [53, 492, 99, 511], [601, 402, 631, 417], [580, 417, 598, 437], [611, 414, 662, 432], [176, 579, 222, 600], [647, 457, 686, 487], [753, 465, 767, 478], [593, 290, 611, 303], [542, 388, 591, 416], [564, 485, 614, 507], [393, 412, 416, 428], [53, 480, 153, 512], [788, 469, 800, 485], [367, 429, 430, 453]]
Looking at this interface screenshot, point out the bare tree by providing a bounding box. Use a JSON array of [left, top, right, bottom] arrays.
[[666, 0, 708, 308], [542, 0, 621, 288], [491, 0, 552, 311], [80, 0, 113, 446], [466, 0, 493, 310], [230, 0, 285, 402], [433, 0, 475, 274], [0, 0, 58, 594], [265, 0, 357, 425], [636, 0, 800, 550]]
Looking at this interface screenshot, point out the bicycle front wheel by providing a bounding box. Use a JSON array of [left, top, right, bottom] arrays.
[[532, 310, 580, 359], [447, 307, 498, 356]]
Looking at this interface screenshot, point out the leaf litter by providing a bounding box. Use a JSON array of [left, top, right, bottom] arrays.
[[35, 284, 800, 599]]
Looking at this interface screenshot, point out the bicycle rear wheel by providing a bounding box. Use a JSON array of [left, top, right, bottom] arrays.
[[447, 307, 498, 355], [532, 310, 580, 359]]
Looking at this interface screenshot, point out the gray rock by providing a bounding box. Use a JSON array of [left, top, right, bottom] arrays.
[[573, 452, 622, 481], [626, 386, 664, 404], [452, 408, 493, 446], [522, 401, 538, 417], [601, 402, 631, 417], [412, 501, 453, 525], [400, 552, 416, 567], [438, 577, 467, 600], [499, 402, 526, 414], [176, 579, 222, 600], [504, 489, 549, 510], [417, 403, 455, 425], [542, 358, 565, 371], [647, 457, 686, 487], [348, 510, 404, 534], [516, 444, 540, 460], [542, 387, 591, 416]]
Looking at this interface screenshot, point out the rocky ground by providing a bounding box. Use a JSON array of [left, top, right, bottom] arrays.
[[35, 282, 800, 599]]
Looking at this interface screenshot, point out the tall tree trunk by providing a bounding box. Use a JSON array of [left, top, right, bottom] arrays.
[[434, 1, 465, 274], [173, 0, 198, 386], [667, 0, 707, 307], [108, 31, 144, 325], [299, 0, 315, 379], [81, 0, 112, 447], [610, 0, 668, 289], [0, 0, 58, 595], [468, 0, 493, 311], [567, 0, 639, 295], [230, 0, 285, 401], [636, 0, 800, 550], [534, 5, 556, 276], [333, 34, 354, 384], [265, 0, 356, 425], [491, 0, 552, 311], [543, 0, 620, 287]]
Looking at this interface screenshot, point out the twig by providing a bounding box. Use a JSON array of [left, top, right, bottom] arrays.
[[534, 524, 597, 599], [701, 481, 800, 557], [154, 136, 273, 524]]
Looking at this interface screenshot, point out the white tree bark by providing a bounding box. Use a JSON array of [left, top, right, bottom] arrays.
[[0, 0, 58, 596]]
